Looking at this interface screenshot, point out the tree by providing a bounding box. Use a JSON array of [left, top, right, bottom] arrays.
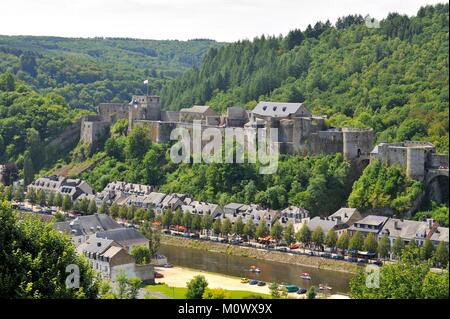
[[283, 222, 295, 245], [306, 286, 316, 299], [26, 188, 36, 204], [324, 229, 338, 250], [13, 187, 25, 202], [392, 236, 404, 259], [0, 202, 99, 298], [348, 231, 364, 252], [36, 189, 47, 207], [119, 205, 128, 220], [126, 126, 151, 159], [182, 211, 193, 229], [233, 217, 245, 236], [23, 150, 34, 186], [202, 288, 230, 299], [337, 232, 349, 251], [420, 239, 434, 261], [270, 221, 283, 241], [162, 209, 172, 228], [255, 222, 267, 238], [378, 235, 391, 260], [98, 202, 109, 215], [87, 199, 97, 215], [201, 212, 213, 233], [130, 245, 151, 264], [350, 245, 448, 299], [363, 233, 378, 253], [221, 217, 232, 236], [243, 218, 255, 240], [61, 195, 72, 211], [126, 277, 142, 299], [421, 270, 449, 299], [433, 241, 449, 267], [213, 218, 222, 235], [110, 203, 119, 218], [115, 270, 142, 299], [53, 192, 62, 207], [191, 214, 202, 232], [172, 209, 183, 226], [269, 282, 280, 299], [311, 227, 324, 249], [296, 224, 311, 246], [2, 186, 13, 201], [141, 221, 161, 256], [186, 275, 208, 299]]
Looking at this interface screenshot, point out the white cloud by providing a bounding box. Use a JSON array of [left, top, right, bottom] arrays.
[[0, 0, 446, 41]]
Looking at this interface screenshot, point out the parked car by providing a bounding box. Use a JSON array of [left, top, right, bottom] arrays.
[[372, 260, 383, 266], [347, 257, 358, 263], [249, 280, 258, 285], [285, 285, 299, 293], [240, 278, 250, 284], [257, 281, 266, 286], [162, 263, 173, 268], [321, 252, 332, 258], [154, 272, 164, 278], [296, 288, 307, 294], [189, 233, 199, 239], [332, 254, 345, 260], [276, 247, 288, 252]]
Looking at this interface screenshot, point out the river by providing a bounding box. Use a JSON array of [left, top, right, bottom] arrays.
[[159, 244, 353, 294]]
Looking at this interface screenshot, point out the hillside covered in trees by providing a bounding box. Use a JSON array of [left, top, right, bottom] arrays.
[[161, 4, 449, 153], [0, 36, 221, 110]]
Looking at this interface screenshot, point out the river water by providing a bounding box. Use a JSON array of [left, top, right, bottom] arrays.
[[159, 244, 353, 294]]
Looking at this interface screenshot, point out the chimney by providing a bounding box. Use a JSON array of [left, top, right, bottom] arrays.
[[97, 242, 101, 247], [394, 220, 399, 230], [426, 218, 434, 229]]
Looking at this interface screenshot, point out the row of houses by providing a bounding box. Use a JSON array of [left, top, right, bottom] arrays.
[[53, 214, 154, 283], [32, 177, 449, 249]]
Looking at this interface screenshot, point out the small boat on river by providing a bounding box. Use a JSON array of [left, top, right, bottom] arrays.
[[249, 265, 261, 273], [300, 272, 311, 280], [319, 284, 333, 291]]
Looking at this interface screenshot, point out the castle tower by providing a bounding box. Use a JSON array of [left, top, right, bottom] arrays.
[[342, 128, 374, 161], [128, 95, 161, 132], [406, 147, 426, 181]]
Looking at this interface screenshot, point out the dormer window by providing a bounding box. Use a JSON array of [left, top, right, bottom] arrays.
[[262, 106, 267, 111], [273, 106, 277, 111]]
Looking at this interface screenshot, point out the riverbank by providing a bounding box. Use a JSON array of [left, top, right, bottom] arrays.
[[160, 235, 359, 274], [152, 266, 349, 299]]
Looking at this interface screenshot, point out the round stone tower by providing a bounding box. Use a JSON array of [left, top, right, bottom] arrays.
[[342, 128, 374, 161]]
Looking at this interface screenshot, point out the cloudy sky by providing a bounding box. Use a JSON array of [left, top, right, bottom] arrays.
[[0, 0, 446, 42]]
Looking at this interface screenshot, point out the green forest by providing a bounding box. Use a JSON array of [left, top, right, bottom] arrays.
[[0, 36, 221, 110], [161, 4, 449, 154]]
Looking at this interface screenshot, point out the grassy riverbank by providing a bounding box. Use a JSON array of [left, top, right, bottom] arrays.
[[160, 235, 359, 274]]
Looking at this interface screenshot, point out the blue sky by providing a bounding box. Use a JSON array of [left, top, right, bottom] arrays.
[[0, 0, 446, 41]]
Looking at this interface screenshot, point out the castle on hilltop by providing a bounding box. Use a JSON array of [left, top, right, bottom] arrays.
[[80, 95, 374, 163]]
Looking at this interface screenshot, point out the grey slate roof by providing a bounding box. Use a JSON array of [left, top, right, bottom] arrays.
[[53, 214, 122, 236], [306, 217, 337, 234], [430, 227, 449, 243], [329, 208, 359, 224], [252, 101, 311, 118], [95, 228, 148, 245], [380, 219, 429, 240], [83, 237, 115, 254]]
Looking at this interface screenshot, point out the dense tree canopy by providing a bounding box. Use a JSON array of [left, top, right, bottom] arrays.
[[0, 202, 99, 298]]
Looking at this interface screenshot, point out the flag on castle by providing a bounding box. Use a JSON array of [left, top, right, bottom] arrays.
[[143, 79, 149, 84]]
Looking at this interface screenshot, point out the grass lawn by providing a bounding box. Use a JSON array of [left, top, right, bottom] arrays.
[[144, 283, 270, 299]]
